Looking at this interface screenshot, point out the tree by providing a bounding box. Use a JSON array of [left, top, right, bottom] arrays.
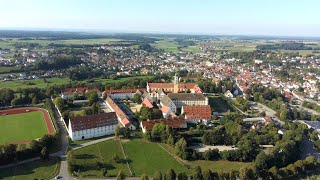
[[255, 151, 269, 169], [133, 94, 142, 104], [165, 169, 176, 180], [40, 147, 49, 160], [239, 165, 257, 180], [167, 134, 175, 145], [32, 96, 38, 104], [177, 172, 188, 180], [117, 170, 125, 180], [268, 166, 278, 179], [175, 138, 188, 160], [54, 97, 64, 111], [192, 166, 203, 180], [280, 107, 288, 121], [202, 169, 212, 180], [292, 107, 299, 119], [101, 168, 107, 177], [87, 91, 99, 105], [141, 174, 149, 180], [115, 126, 120, 137], [154, 171, 162, 180]]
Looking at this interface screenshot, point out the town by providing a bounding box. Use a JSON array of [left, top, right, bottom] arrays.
[[1, 1, 320, 180]]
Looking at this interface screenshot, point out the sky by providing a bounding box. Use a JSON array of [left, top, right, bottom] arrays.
[[1, 0, 320, 37]]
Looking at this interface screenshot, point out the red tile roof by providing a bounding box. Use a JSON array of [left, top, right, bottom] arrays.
[[103, 88, 146, 94], [142, 98, 153, 108], [182, 105, 211, 120], [105, 97, 131, 127], [70, 112, 117, 131]]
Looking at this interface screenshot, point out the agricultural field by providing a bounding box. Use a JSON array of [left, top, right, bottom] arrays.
[[208, 95, 234, 113], [0, 75, 155, 90], [0, 111, 48, 144], [122, 139, 189, 176], [152, 40, 180, 53], [0, 158, 60, 180], [181, 45, 203, 53], [0, 38, 128, 49]]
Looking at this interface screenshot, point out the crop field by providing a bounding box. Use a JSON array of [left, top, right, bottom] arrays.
[[0, 158, 60, 180], [0, 107, 54, 144], [152, 40, 180, 53]]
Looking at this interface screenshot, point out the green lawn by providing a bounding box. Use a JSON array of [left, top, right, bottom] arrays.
[[181, 46, 203, 53], [123, 139, 189, 176], [0, 111, 48, 144], [73, 139, 130, 177], [209, 95, 233, 113], [0, 158, 60, 180]]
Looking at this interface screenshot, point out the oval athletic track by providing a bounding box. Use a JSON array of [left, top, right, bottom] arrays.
[[0, 107, 55, 144]]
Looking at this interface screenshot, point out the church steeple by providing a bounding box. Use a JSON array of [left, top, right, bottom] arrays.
[[173, 73, 179, 93]]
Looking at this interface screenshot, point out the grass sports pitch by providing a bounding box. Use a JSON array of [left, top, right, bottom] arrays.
[[0, 111, 49, 144]]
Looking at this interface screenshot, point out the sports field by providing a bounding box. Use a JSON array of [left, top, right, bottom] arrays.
[[0, 108, 54, 144]]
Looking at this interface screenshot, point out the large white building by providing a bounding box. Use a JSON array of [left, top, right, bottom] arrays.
[[68, 112, 118, 140], [103, 89, 145, 100]]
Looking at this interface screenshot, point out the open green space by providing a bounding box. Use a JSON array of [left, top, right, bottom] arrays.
[[208, 95, 233, 113], [73, 139, 130, 177], [122, 139, 189, 176], [0, 75, 155, 90], [181, 45, 203, 53], [0, 38, 128, 49], [0, 158, 60, 180], [0, 66, 20, 73], [152, 40, 180, 53], [0, 111, 48, 144]]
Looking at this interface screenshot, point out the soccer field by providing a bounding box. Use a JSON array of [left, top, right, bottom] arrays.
[[0, 111, 48, 144]]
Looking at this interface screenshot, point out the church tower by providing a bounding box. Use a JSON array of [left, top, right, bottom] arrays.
[[173, 73, 179, 93]]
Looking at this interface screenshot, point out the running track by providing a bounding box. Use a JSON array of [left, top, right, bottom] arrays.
[[0, 107, 55, 139]]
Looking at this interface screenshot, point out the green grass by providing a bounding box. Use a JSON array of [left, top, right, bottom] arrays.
[[0, 66, 20, 73], [0, 77, 71, 90], [0, 75, 155, 90], [0, 38, 128, 49], [0, 111, 48, 144], [73, 139, 130, 177], [209, 95, 233, 113], [0, 158, 60, 180], [123, 139, 189, 176], [152, 40, 180, 53]]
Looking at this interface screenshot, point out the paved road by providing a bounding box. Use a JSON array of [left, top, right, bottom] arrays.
[[291, 102, 320, 116], [49, 98, 72, 180], [71, 136, 115, 151]]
